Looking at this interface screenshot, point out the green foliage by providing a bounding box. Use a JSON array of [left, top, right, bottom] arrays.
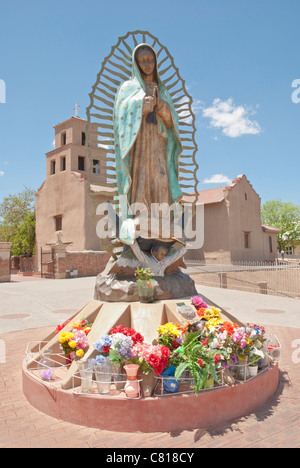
[[134, 267, 154, 281], [261, 200, 300, 251], [0, 187, 36, 256], [11, 212, 36, 256], [174, 331, 219, 396]]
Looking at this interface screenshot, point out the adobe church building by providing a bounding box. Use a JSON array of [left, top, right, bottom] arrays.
[[185, 175, 280, 263], [35, 115, 280, 277]]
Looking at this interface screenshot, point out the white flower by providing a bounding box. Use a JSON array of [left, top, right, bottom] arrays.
[[211, 338, 220, 349], [250, 347, 265, 359]]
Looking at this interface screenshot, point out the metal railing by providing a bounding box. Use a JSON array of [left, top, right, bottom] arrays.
[[187, 260, 300, 298]]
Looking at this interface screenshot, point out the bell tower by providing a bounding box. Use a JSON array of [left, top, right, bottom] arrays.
[[35, 110, 109, 273]]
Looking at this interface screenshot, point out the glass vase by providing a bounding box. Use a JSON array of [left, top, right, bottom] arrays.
[[141, 371, 156, 397], [94, 359, 112, 395], [38, 349, 54, 381], [137, 279, 155, 303], [78, 361, 94, 394], [112, 364, 126, 391]]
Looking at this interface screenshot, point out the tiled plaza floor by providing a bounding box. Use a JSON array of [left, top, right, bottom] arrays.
[[1, 322, 299, 448]]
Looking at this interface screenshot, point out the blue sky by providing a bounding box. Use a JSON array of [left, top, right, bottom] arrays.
[[0, 0, 299, 206]]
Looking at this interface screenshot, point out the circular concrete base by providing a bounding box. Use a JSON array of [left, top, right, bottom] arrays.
[[22, 363, 279, 433]]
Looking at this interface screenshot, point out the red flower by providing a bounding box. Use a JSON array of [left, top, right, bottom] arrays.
[[201, 338, 209, 346], [55, 318, 71, 334], [148, 353, 160, 369], [171, 340, 180, 349], [131, 332, 144, 345], [197, 359, 204, 368], [161, 346, 170, 358], [161, 347, 170, 366], [214, 354, 222, 364], [154, 363, 164, 375], [109, 325, 144, 345]]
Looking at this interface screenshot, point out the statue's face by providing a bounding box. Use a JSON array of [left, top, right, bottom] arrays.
[[152, 247, 168, 261], [136, 48, 156, 77]]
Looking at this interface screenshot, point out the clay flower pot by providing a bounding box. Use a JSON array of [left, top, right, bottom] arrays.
[[124, 364, 140, 398]]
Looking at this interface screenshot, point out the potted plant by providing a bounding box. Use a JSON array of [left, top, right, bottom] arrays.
[[248, 355, 260, 376], [135, 267, 155, 303]]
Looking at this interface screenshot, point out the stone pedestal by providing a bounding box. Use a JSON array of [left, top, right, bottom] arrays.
[[51, 244, 67, 279], [95, 270, 198, 302], [0, 242, 12, 282]]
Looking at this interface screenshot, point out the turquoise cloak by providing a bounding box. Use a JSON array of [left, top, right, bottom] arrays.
[[113, 43, 183, 218]]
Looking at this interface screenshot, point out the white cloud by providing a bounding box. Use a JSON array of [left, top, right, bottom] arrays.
[[202, 98, 261, 138], [0, 171, 4, 177], [192, 99, 205, 114], [203, 174, 232, 185]]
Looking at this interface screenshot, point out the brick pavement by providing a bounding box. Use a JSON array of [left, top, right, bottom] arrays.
[[0, 323, 300, 448]]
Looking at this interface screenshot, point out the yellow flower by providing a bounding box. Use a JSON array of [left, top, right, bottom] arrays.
[[205, 317, 223, 330], [59, 331, 75, 344], [157, 323, 180, 337], [76, 349, 84, 358], [59, 332, 67, 344], [69, 340, 77, 349]]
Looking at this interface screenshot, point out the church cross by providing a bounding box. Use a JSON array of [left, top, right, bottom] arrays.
[[74, 103, 80, 117]]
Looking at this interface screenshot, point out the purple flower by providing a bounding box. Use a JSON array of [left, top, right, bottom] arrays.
[[231, 354, 238, 364], [41, 368, 54, 381]]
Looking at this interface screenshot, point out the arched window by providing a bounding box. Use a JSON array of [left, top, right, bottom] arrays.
[[269, 236, 273, 253]]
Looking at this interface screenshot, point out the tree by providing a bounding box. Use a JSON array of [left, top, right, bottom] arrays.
[[261, 200, 300, 252], [0, 187, 36, 256], [12, 212, 36, 257]]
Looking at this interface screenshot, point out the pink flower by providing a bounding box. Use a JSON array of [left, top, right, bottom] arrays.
[[218, 332, 227, 341], [232, 332, 242, 343], [191, 296, 208, 309], [240, 339, 247, 349], [73, 330, 89, 350]]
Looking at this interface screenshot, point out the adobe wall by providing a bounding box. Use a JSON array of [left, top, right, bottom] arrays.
[[262, 231, 278, 262], [51, 245, 110, 279], [226, 176, 265, 262], [65, 250, 110, 278], [185, 200, 231, 263], [0, 242, 11, 282]]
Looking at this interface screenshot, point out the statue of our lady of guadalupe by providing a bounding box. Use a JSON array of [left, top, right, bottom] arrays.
[[113, 44, 183, 244]]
